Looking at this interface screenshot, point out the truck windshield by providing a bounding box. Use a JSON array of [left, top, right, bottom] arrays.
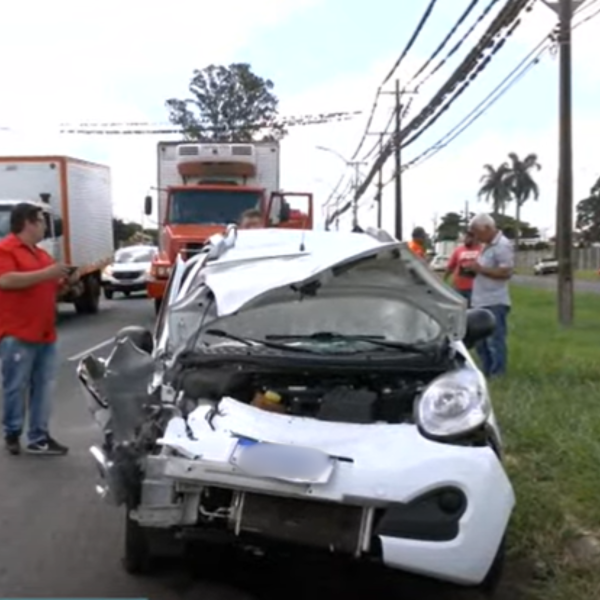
[[168, 189, 261, 225], [0, 208, 11, 239]]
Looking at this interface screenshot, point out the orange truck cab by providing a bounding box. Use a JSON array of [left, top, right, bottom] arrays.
[[145, 141, 313, 313]]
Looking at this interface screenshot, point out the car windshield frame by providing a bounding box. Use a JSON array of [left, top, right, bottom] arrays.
[[167, 189, 263, 226]]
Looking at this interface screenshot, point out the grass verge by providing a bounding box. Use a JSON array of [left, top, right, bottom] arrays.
[[490, 285, 600, 599]]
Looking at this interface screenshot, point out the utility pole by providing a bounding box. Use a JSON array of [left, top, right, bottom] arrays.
[[378, 80, 417, 241], [542, 0, 581, 326], [394, 79, 402, 240], [376, 134, 384, 228], [351, 162, 362, 229]]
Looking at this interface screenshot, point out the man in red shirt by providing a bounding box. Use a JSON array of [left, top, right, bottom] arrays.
[[444, 231, 482, 306], [0, 202, 70, 455]]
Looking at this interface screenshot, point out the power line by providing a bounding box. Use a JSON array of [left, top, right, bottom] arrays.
[[360, 0, 529, 197], [57, 110, 362, 135], [397, 4, 599, 173], [350, 0, 441, 161], [404, 0, 485, 88], [382, 0, 440, 86], [326, 0, 531, 227], [405, 0, 503, 98]]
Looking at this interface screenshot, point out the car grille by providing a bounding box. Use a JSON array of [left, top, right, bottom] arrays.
[[237, 493, 365, 554], [112, 271, 143, 280]]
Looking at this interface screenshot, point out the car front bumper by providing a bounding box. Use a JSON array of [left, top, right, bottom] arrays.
[[90, 398, 515, 587], [101, 274, 148, 292]]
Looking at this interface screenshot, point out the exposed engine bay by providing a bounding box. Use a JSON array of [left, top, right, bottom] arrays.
[[168, 362, 442, 425]]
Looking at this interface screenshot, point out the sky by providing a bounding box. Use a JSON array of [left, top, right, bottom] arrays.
[[0, 0, 598, 240]]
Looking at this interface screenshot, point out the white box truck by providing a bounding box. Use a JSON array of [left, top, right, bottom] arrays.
[[0, 155, 114, 314]]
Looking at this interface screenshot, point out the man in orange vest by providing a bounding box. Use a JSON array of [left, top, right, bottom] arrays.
[[407, 226, 427, 258]]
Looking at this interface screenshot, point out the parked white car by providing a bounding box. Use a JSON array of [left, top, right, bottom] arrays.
[[101, 245, 157, 299], [78, 227, 514, 594], [430, 254, 449, 272], [533, 257, 558, 275]]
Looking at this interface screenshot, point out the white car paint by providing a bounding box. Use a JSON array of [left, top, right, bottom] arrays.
[[80, 226, 514, 589]]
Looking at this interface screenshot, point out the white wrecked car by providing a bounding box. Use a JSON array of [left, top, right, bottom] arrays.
[[77, 226, 515, 594]]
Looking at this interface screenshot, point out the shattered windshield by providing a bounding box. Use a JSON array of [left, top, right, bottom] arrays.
[[198, 296, 443, 353]]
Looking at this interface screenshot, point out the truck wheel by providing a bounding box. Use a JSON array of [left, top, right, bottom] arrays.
[[104, 289, 113, 300], [123, 507, 153, 575], [75, 275, 101, 314]]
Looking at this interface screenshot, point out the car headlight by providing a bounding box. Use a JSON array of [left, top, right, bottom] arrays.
[[416, 367, 490, 438], [102, 265, 113, 277]]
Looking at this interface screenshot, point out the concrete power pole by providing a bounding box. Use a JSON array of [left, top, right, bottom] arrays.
[[543, 0, 581, 326]]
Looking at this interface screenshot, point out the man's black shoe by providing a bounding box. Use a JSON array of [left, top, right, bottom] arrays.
[[26, 436, 69, 456], [5, 434, 21, 455]]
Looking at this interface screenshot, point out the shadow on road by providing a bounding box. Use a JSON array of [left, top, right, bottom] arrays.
[[150, 546, 531, 600]]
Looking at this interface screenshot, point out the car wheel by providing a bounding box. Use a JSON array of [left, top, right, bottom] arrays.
[[124, 291, 131, 297], [123, 506, 154, 575], [104, 289, 113, 300]]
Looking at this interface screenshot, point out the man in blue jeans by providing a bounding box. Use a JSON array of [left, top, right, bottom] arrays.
[[464, 213, 514, 378], [0, 202, 70, 455]]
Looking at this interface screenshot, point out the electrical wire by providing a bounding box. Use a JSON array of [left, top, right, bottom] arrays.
[[406, 0, 503, 101], [350, 0, 440, 161], [399, 3, 600, 173], [361, 0, 529, 194], [325, 0, 531, 227], [404, 0, 484, 88], [381, 0, 441, 86], [331, 1, 600, 226]]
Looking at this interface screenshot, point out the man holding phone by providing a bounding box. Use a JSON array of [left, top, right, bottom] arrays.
[[444, 231, 482, 306], [0, 202, 72, 456]]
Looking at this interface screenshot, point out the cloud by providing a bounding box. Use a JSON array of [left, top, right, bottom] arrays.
[[0, 0, 318, 220], [276, 1, 600, 238]]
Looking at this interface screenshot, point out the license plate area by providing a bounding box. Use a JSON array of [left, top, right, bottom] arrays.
[[230, 438, 334, 484]]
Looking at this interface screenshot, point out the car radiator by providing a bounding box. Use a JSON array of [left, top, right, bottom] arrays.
[[229, 492, 374, 556]]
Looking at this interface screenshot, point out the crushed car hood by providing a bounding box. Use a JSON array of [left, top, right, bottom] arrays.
[[168, 228, 467, 342]]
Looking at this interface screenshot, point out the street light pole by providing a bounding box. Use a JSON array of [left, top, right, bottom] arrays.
[[315, 145, 366, 230]]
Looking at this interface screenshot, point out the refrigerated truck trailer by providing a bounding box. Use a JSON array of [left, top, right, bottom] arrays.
[[0, 155, 114, 314]]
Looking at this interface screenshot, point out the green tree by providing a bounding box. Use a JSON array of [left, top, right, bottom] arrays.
[[436, 211, 473, 241], [478, 163, 512, 215], [165, 63, 285, 142], [575, 176, 600, 244], [493, 213, 540, 240], [504, 152, 541, 246]]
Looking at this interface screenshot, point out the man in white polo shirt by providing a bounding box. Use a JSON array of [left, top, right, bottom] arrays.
[[464, 213, 514, 378]]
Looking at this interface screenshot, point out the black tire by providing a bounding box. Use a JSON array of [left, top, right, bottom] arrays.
[[123, 507, 153, 575], [476, 536, 507, 596], [104, 289, 113, 300], [74, 275, 101, 314], [124, 291, 131, 298]]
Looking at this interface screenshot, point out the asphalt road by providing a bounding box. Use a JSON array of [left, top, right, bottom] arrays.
[[514, 273, 600, 294], [0, 295, 520, 600]]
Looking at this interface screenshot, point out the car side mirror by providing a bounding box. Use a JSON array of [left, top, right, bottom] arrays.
[[463, 308, 496, 349], [115, 325, 154, 354]]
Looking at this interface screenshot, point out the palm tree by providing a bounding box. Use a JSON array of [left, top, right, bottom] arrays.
[[478, 163, 512, 215], [505, 152, 541, 247]]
